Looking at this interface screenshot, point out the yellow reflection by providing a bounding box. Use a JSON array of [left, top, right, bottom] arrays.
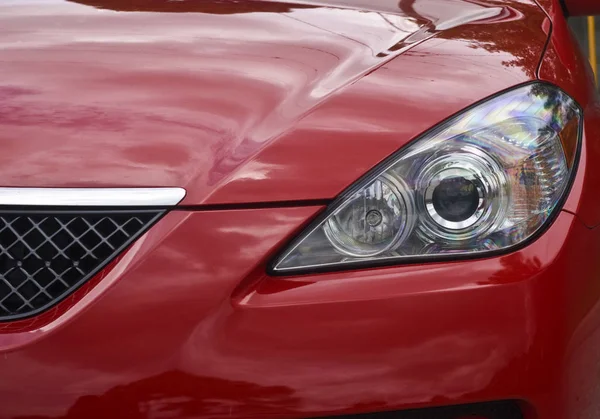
[[588, 16, 597, 85]]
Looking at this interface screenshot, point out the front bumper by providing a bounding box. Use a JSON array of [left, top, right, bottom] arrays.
[[0, 207, 598, 419]]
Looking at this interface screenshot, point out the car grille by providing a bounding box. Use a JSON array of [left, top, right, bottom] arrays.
[[0, 210, 162, 320]]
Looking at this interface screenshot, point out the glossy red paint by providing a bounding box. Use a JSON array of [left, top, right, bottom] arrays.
[[561, 0, 600, 16], [535, 2, 600, 418], [2, 1, 600, 419], [0, 0, 546, 206], [538, 0, 600, 228], [0, 208, 595, 419]]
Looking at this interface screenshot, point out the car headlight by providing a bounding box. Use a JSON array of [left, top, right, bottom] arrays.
[[271, 83, 581, 274]]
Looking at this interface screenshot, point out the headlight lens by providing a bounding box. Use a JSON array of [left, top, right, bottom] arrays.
[[272, 83, 581, 273]]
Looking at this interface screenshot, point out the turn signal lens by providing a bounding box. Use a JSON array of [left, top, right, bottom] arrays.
[[272, 83, 581, 273]]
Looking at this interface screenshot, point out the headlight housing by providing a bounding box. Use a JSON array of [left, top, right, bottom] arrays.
[[271, 83, 581, 274]]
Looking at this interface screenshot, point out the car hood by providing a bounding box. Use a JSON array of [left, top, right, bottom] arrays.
[[0, 0, 548, 205]]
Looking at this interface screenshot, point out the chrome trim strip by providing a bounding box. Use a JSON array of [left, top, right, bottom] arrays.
[[0, 187, 186, 207]]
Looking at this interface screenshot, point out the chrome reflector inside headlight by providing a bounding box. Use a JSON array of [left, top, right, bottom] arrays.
[[272, 83, 581, 273]]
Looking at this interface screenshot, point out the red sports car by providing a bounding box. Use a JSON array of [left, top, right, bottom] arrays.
[[2, 0, 600, 418]]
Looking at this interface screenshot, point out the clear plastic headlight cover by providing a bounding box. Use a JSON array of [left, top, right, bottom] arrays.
[[271, 83, 582, 274]]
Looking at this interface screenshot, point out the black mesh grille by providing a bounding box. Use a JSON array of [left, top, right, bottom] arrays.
[[0, 210, 162, 320]]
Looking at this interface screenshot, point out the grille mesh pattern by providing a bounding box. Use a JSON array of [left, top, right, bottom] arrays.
[[0, 211, 161, 320]]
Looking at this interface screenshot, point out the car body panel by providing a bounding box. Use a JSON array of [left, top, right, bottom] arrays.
[[554, 0, 600, 17], [4, 1, 600, 419], [537, 0, 600, 228], [0, 208, 592, 419], [0, 0, 546, 205]]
